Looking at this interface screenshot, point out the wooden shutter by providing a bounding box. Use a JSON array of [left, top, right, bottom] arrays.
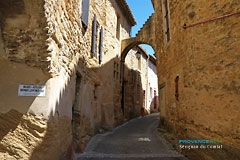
[[165, 0, 170, 42], [82, 0, 90, 28], [91, 14, 97, 56], [99, 26, 103, 64]]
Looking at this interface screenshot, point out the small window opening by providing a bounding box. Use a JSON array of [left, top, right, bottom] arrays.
[[163, 0, 170, 42], [116, 14, 120, 40]]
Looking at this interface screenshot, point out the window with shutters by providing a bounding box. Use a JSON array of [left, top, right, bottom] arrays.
[[91, 14, 100, 58], [95, 22, 99, 56], [81, 0, 90, 29], [91, 14, 97, 56], [99, 27, 103, 64], [162, 0, 170, 43]]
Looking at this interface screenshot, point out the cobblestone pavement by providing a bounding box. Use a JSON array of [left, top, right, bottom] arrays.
[[77, 113, 187, 160]]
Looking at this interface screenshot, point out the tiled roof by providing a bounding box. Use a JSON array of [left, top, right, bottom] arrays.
[[116, 0, 137, 26]]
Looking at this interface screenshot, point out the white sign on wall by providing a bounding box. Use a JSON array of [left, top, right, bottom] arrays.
[[18, 85, 46, 97]]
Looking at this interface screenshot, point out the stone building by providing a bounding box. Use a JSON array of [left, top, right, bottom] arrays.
[[0, 0, 141, 159], [123, 47, 158, 116], [146, 55, 158, 113], [152, 0, 240, 158], [121, 0, 240, 158], [154, 0, 240, 157], [123, 46, 148, 119]]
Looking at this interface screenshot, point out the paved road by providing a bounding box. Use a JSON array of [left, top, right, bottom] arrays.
[[77, 113, 187, 160]]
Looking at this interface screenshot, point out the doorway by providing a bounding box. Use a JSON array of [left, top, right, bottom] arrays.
[[72, 73, 82, 153]]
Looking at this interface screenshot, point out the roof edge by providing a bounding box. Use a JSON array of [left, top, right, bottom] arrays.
[[116, 0, 137, 26], [149, 54, 156, 65]]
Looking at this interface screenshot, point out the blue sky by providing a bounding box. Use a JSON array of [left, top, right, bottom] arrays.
[[126, 0, 155, 56]]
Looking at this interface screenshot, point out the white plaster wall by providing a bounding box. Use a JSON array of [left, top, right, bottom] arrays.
[[146, 60, 158, 110]]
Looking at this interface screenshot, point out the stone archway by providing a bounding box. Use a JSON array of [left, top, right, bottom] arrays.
[[120, 42, 156, 116], [121, 11, 157, 62], [120, 12, 157, 115]]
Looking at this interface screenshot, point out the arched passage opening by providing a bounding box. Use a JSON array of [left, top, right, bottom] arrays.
[[120, 41, 158, 119]]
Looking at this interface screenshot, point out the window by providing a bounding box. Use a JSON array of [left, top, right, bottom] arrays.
[[116, 14, 120, 40], [92, 14, 102, 60], [163, 0, 170, 42], [91, 14, 104, 63], [99, 27, 103, 64], [91, 14, 97, 56], [150, 87, 153, 99], [93, 84, 98, 100], [81, 0, 90, 29], [114, 62, 119, 80], [136, 51, 141, 70]]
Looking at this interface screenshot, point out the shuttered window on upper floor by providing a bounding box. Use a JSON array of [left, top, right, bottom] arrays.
[[163, 0, 170, 42], [91, 14, 97, 57], [99, 26, 103, 64], [82, 0, 90, 29], [91, 14, 104, 63]]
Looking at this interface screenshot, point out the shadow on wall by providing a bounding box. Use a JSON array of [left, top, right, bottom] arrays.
[[0, 57, 73, 159], [0, 59, 50, 160], [123, 67, 144, 120], [0, 2, 145, 159], [29, 56, 146, 158], [0, 55, 146, 159], [0, 110, 25, 141]]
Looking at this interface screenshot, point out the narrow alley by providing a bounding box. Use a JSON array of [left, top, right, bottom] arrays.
[[78, 113, 186, 160], [0, 0, 239, 159]]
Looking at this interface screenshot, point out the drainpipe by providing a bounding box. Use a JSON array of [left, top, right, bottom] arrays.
[[184, 11, 240, 29]]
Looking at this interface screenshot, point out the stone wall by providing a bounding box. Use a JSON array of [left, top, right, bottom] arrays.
[[0, 0, 136, 159], [0, 0, 49, 71], [153, 0, 240, 157]]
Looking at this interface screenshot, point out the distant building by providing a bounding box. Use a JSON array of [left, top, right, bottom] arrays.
[[123, 46, 158, 115], [146, 55, 158, 113], [123, 46, 149, 118]]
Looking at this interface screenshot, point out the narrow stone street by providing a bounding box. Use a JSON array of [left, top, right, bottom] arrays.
[[77, 113, 187, 160]]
